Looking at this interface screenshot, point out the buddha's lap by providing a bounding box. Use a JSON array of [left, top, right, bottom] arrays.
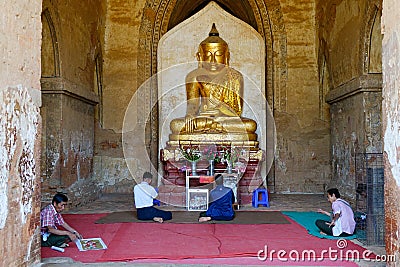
[[170, 116, 257, 133]]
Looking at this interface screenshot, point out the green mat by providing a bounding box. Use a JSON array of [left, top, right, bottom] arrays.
[[282, 211, 357, 240]]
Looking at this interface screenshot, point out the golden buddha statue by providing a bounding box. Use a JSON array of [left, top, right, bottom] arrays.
[[169, 23, 258, 145]]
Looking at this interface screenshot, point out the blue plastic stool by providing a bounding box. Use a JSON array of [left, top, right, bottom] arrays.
[[252, 188, 269, 208], [153, 187, 161, 206]]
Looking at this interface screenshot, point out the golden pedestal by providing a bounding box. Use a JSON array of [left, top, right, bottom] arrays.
[[159, 146, 264, 207], [167, 134, 259, 148]]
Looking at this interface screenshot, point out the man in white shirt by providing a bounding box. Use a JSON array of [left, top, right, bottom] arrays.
[[134, 172, 172, 223]]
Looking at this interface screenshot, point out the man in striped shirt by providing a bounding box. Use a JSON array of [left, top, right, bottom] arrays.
[[40, 193, 83, 247]]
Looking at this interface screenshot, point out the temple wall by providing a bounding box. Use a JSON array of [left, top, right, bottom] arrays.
[[326, 76, 382, 199], [317, 0, 367, 87], [40, 0, 103, 206], [0, 1, 42, 266], [316, 0, 384, 200], [91, 0, 147, 193], [382, 0, 400, 261], [272, 0, 331, 193], [102, 0, 147, 131]]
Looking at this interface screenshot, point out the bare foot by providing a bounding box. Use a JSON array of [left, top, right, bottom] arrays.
[[198, 216, 211, 222], [153, 217, 163, 223], [59, 243, 69, 248]]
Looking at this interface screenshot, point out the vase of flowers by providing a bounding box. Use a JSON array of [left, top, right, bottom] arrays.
[[208, 160, 215, 175], [234, 161, 246, 174], [179, 144, 201, 176], [191, 161, 198, 176], [202, 144, 217, 176], [221, 145, 241, 174], [226, 161, 233, 174]]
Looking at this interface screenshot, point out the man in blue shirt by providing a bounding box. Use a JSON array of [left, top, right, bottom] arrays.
[[198, 174, 235, 222]]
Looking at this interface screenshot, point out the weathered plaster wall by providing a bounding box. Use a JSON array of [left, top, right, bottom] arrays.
[[91, 0, 148, 193], [274, 111, 330, 193], [382, 0, 400, 261], [0, 1, 42, 266], [40, 89, 98, 205], [40, 0, 104, 205], [102, 0, 147, 131], [317, 0, 368, 87], [317, 0, 383, 200], [327, 77, 382, 198], [53, 1, 104, 90], [272, 0, 331, 193]]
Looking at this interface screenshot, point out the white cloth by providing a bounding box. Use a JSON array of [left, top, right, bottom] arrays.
[[134, 182, 157, 208], [331, 198, 356, 236]]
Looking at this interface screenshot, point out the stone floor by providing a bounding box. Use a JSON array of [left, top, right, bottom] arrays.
[[38, 193, 387, 267], [65, 192, 332, 214]]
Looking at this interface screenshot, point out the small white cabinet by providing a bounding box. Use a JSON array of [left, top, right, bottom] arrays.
[[185, 169, 239, 211]]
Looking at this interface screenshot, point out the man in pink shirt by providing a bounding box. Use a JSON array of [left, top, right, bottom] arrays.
[[316, 188, 356, 237]]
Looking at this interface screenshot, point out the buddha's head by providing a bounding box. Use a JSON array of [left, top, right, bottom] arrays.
[[197, 23, 230, 71]]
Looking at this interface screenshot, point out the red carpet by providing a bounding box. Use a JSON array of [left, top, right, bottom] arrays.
[[41, 213, 372, 266]]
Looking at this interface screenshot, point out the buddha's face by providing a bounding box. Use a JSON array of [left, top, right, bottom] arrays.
[[198, 43, 229, 71]]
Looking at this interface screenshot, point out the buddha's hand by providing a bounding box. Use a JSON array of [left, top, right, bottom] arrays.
[[184, 115, 195, 133]]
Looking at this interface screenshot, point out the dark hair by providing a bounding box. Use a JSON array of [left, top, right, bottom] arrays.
[[143, 171, 153, 179], [52, 193, 68, 204], [215, 174, 223, 185], [327, 188, 340, 198]]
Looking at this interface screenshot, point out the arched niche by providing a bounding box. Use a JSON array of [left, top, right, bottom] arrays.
[[367, 8, 382, 73], [362, 3, 382, 74], [41, 8, 60, 78], [167, 0, 258, 31], [157, 2, 266, 154], [138, 0, 286, 174]]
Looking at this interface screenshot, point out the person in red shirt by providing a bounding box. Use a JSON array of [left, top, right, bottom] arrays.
[[40, 193, 83, 247]]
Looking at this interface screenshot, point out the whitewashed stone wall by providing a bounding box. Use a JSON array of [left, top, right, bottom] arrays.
[[0, 0, 42, 265], [382, 0, 400, 261]]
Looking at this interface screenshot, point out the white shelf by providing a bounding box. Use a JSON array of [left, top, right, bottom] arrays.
[[185, 169, 239, 210]]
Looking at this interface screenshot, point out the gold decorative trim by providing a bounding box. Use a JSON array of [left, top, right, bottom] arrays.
[[250, 149, 264, 161]]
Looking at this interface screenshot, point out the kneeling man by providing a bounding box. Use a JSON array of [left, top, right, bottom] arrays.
[[199, 174, 235, 222], [134, 171, 172, 223]]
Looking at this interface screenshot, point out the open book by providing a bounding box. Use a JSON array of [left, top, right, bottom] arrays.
[[75, 237, 107, 251]]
